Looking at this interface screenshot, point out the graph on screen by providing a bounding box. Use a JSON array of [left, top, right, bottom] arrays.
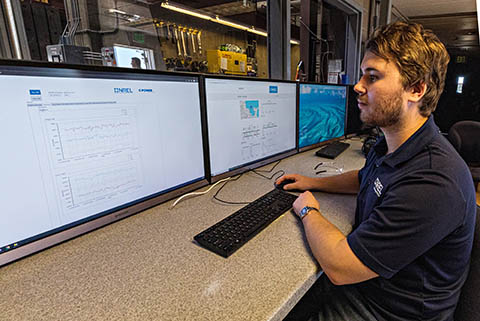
[[31, 103, 144, 220], [43, 107, 139, 166], [55, 161, 143, 215]]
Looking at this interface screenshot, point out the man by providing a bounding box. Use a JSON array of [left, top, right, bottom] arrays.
[[279, 22, 477, 321], [131, 57, 142, 69]]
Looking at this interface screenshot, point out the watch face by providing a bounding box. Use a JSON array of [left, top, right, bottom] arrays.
[[300, 206, 317, 219]]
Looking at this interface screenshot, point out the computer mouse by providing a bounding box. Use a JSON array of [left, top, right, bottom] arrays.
[[274, 178, 297, 191]]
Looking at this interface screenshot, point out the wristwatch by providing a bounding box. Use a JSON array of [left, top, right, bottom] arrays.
[[299, 206, 319, 220]]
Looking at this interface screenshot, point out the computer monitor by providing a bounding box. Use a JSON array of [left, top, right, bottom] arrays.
[[113, 44, 156, 70], [0, 60, 207, 266], [298, 83, 347, 151], [345, 85, 365, 136], [204, 76, 297, 182]]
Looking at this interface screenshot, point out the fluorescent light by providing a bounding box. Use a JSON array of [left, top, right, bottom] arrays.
[[161, 2, 213, 21], [457, 76, 465, 93], [160, 1, 299, 45], [477, 0, 480, 45], [108, 9, 127, 15]]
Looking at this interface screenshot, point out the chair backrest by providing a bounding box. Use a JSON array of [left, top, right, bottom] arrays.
[[449, 121, 480, 189], [448, 121, 480, 166], [454, 205, 480, 321]]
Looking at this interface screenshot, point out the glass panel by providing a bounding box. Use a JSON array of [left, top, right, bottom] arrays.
[[150, 0, 268, 77], [4, 0, 276, 78]]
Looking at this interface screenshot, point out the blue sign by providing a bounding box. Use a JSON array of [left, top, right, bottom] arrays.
[[269, 86, 278, 93], [29, 89, 41, 95]]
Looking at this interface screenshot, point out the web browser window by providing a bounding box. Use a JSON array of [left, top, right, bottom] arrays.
[[205, 77, 296, 177], [0, 64, 205, 263]]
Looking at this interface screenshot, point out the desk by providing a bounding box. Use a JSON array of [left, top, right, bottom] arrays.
[[0, 139, 366, 321]]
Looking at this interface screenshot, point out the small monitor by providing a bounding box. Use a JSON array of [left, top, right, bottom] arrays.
[[113, 44, 156, 70], [298, 83, 347, 151], [204, 76, 297, 182], [0, 60, 207, 266]]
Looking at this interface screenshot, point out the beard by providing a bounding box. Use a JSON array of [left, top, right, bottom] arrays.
[[359, 88, 403, 128]]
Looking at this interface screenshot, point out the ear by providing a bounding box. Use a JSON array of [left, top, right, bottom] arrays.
[[407, 81, 427, 103]]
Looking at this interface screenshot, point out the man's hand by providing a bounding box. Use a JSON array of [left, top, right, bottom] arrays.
[[275, 174, 318, 192], [292, 191, 320, 217]]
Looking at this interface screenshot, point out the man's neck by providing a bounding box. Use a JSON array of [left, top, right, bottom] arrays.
[[381, 114, 428, 155]]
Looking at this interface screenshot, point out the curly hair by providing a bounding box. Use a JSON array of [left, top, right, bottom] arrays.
[[366, 22, 450, 117]]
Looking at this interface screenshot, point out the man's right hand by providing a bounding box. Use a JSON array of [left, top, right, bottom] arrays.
[[275, 174, 318, 192]]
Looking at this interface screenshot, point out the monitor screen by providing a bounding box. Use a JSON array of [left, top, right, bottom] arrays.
[[205, 77, 297, 180], [0, 61, 206, 266], [113, 44, 156, 70], [298, 83, 347, 149]]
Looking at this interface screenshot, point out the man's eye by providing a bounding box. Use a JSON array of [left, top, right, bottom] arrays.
[[368, 75, 377, 82]]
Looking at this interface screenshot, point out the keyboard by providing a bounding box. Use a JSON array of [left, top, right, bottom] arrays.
[[315, 141, 350, 159], [194, 189, 298, 257]]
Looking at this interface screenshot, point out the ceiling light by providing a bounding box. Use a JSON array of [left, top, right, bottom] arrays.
[[161, 2, 213, 21], [160, 1, 299, 45]]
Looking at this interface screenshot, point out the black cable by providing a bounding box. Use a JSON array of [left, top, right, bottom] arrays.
[[252, 160, 281, 173], [213, 174, 250, 205], [252, 169, 285, 180], [213, 160, 286, 205], [251, 160, 285, 180]]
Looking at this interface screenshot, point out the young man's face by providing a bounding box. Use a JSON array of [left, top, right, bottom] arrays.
[[354, 51, 409, 128]]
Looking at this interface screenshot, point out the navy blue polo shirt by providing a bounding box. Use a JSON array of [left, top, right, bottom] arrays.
[[347, 116, 477, 321]]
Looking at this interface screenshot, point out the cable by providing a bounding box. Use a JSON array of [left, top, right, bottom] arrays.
[[169, 176, 235, 209], [252, 169, 285, 180], [252, 159, 281, 173], [299, 17, 334, 82], [172, 161, 288, 207], [251, 160, 285, 180], [213, 174, 251, 205], [215, 160, 287, 205], [314, 162, 344, 175], [298, 18, 327, 44]]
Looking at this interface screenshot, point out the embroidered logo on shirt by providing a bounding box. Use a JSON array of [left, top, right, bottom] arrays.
[[373, 177, 383, 197]]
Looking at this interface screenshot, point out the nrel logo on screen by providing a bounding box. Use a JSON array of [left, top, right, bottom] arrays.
[[114, 88, 133, 94], [269, 86, 278, 93], [29, 89, 41, 95]]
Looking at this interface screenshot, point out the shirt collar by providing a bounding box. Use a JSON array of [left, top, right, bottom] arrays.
[[373, 115, 440, 168]]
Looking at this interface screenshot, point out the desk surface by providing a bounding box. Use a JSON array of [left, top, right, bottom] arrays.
[[0, 139, 366, 321]]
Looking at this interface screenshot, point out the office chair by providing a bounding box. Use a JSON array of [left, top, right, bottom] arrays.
[[448, 121, 480, 191], [454, 205, 480, 321]]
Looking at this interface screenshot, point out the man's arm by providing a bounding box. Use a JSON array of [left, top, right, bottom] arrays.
[[276, 170, 360, 194], [293, 191, 378, 285]]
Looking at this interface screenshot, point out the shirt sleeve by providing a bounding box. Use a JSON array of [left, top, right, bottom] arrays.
[[347, 169, 467, 279]]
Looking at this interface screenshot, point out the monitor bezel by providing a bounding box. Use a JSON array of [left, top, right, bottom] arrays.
[[345, 84, 367, 137], [0, 59, 209, 267], [297, 81, 349, 153], [201, 74, 298, 183]]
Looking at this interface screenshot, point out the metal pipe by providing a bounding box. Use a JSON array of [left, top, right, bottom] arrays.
[[2, 0, 22, 58]]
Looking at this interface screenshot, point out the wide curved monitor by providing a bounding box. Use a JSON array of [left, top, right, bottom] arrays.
[[204, 76, 297, 182], [298, 83, 347, 151], [0, 60, 207, 266]]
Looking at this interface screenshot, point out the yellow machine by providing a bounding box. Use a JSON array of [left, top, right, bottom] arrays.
[[207, 50, 247, 75]]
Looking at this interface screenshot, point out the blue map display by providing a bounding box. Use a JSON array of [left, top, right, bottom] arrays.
[[299, 84, 346, 148], [245, 100, 259, 117]]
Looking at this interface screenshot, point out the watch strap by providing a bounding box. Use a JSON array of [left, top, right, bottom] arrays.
[[299, 206, 319, 220]]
